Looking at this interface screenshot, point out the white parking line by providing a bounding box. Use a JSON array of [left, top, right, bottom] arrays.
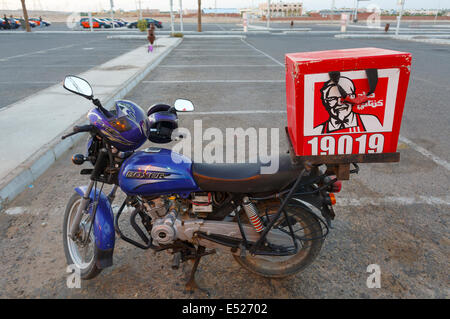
[[159, 64, 281, 68], [337, 195, 450, 207], [169, 55, 267, 57], [175, 49, 254, 51], [0, 65, 97, 68], [0, 43, 72, 61], [180, 110, 286, 115], [399, 136, 450, 171], [0, 81, 57, 84], [180, 44, 247, 46], [215, 24, 227, 31], [0, 42, 89, 62], [240, 38, 284, 67], [143, 80, 285, 83]]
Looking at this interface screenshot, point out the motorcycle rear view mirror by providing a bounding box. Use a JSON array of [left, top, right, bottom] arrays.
[[174, 99, 194, 112], [63, 75, 94, 100]]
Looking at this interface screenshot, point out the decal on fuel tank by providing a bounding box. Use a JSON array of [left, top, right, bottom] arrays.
[[125, 171, 171, 180]]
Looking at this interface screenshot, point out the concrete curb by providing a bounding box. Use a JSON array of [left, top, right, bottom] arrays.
[[0, 38, 182, 211], [335, 33, 450, 45], [108, 34, 247, 40], [183, 35, 246, 39]]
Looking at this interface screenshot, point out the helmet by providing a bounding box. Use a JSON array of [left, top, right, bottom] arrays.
[[88, 100, 150, 152], [147, 104, 178, 144]]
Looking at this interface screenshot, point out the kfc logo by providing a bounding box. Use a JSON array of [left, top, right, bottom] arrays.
[[313, 76, 383, 134], [302, 68, 401, 156], [303, 68, 400, 137]]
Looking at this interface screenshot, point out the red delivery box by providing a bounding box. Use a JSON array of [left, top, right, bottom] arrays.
[[285, 47, 411, 159]]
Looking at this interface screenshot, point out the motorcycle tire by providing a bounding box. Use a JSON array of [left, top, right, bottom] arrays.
[[233, 203, 324, 278], [63, 193, 102, 280]]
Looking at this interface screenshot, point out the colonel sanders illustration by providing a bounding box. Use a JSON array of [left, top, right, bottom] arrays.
[[312, 76, 382, 134]]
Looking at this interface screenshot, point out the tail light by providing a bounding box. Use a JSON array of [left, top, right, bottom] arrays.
[[326, 193, 337, 206], [331, 180, 342, 193], [324, 175, 342, 193]]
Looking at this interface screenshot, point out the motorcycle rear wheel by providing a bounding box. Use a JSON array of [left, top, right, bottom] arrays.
[[233, 203, 324, 278], [62, 193, 102, 280]]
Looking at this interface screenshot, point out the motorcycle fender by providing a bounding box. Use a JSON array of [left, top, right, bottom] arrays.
[[75, 186, 115, 269], [290, 196, 333, 228]]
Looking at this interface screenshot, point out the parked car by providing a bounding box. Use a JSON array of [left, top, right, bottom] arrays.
[[80, 18, 112, 29], [102, 18, 122, 27], [127, 18, 162, 29], [98, 18, 118, 28], [29, 18, 51, 27], [115, 18, 128, 26], [2, 18, 21, 29]]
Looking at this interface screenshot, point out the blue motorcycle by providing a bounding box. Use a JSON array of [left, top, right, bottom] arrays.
[[61, 75, 339, 291]]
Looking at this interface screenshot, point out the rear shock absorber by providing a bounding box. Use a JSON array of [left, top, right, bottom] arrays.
[[242, 197, 265, 233]]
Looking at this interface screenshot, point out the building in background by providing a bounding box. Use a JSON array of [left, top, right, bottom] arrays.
[[258, 1, 303, 17], [202, 8, 240, 15]]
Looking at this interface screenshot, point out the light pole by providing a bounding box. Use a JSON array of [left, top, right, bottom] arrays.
[[266, 0, 271, 29], [138, 0, 142, 20], [353, 0, 359, 22], [170, 0, 175, 33], [395, 0, 405, 36], [88, 12, 93, 32], [179, 0, 183, 33], [353, 0, 369, 23], [434, 0, 440, 24], [110, 0, 114, 29]]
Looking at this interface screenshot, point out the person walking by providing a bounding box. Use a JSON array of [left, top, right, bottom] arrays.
[[3, 14, 10, 29]]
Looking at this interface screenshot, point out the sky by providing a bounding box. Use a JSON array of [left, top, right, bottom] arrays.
[[1, 0, 447, 12]]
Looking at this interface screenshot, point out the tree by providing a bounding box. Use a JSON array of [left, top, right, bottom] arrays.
[[197, 0, 202, 32], [20, 0, 31, 32]]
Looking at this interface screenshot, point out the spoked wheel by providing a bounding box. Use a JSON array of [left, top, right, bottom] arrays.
[[233, 200, 324, 278], [62, 193, 102, 280]]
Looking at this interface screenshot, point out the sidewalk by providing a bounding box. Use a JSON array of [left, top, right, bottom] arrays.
[[335, 33, 450, 45], [0, 37, 182, 210]]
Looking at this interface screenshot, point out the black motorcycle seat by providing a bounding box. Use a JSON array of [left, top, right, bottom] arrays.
[[192, 154, 303, 194]]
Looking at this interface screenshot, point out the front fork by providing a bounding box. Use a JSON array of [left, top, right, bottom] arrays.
[[70, 183, 118, 238], [70, 180, 95, 239]]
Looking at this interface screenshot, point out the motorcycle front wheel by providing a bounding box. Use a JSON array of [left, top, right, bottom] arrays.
[[233, 202, 324, 278], [62, 193, 102, 280]]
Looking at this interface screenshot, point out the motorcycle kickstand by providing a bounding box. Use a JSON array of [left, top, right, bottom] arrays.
[[185, 246, 215, 296]]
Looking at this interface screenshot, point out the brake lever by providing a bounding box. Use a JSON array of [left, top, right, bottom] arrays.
[[61, 124, 94, 140], [61, 131, 77, 140]]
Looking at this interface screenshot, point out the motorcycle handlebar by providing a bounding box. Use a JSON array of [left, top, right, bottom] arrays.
[[61, 124, 94, 140]]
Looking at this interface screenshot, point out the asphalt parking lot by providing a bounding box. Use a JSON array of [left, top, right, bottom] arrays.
[[0, 33, 144, 108], [0, 30, 449, 298]]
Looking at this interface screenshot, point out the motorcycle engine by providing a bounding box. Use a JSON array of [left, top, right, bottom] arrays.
[[143, 193, 232, 246], [144, 196, 188, 246], [150, 211, 177, 245]]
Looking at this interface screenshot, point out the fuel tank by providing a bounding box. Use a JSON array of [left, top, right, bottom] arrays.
[[119, 147, 200, 197]]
